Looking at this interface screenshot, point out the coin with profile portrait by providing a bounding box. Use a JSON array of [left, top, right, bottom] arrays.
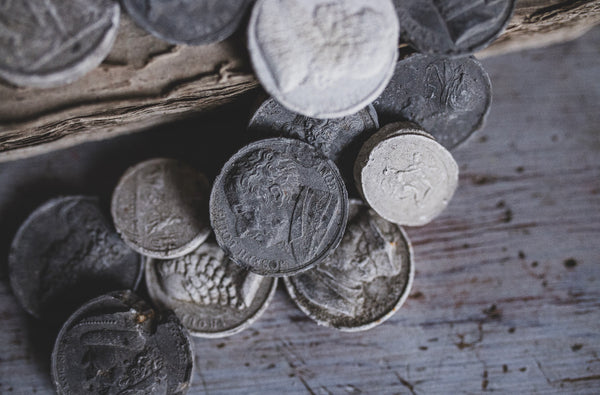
[[210, 138, 349, 277]]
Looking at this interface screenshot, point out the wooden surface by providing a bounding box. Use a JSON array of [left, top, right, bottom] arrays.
[[1, 0, 600, 162], [0, 25, 599, 394]]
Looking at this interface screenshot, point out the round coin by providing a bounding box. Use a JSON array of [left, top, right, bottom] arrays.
[[122, 0, 253, 45], [8, 196, 142, 321], [354, 123, 459, 226], [394, 0, 515, 56], [373, 54, 492, 149], [146, 238, 277, 338], [284, 200, 414, 331], [210, 138, 349, 277], [52, 291, 193, 395], [0, 0, 120, 88], [247, 0, 399, 118], [111, 158, 211, 259]]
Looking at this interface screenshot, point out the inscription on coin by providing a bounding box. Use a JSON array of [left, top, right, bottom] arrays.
[[210, 138, 349, 276], [0, 0, 119, 87], [247, 0, 399, 118], [111, 158, 211, 259], [8, 196, 142, 321], [285, 200, 414, 331]]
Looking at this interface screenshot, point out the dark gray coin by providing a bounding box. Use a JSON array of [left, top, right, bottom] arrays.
[[8, 196, 142, 321], [122, 0, 253, 45], [395, 0, 515, 56], [0, 0, 120, 88], [373, 54, 492, 149], [284, 200, 414, 331], [52, 291, 194, 394], [210, 138, 349, 277]]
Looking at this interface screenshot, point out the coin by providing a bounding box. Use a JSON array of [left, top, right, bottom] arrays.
[[210, 138, 349, 277], [373, 54, 492, 149], [247, 0, 399, 118], [145, 238, 277, 338], [284, 200, 414, 331], [354, 123, 459, 226], [111, 158, 211, 259], [394, 0, 515, 56], [122, 0, 253, 45], [52, 291, 193, 395], [0, 0, 119, 88], [8, 196, 142, 321]]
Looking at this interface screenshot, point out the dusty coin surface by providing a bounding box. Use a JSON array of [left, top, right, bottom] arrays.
[[394, 0, 515, 56], [355, 123, 459, 226], [247, 0, 399, 118], [112, 158, 211, 259], [210, 138, 349, 277], [374, 54, 492, 149], [52, 291, 193, 395], [122, 0, 252, 45], [146, 238, 277, 338], [0, 0, 120, 88], [285, 200, 414, 331], [8, 196, 142, 321]]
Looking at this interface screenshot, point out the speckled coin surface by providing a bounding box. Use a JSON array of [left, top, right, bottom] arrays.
[[210, 138, 349, 277], [122, 0, 253, 45], [8, 196, 142, 321], [355, 123, 459, 226], [248, 0, 399, 118], [111, 158, 211, 259], [284, 200, 414, 331], [394, 0, 515, 56], [374, 54, 492, 149], [0, 0, 120, 88], [146, 238, 277, 338], [52, 291, 193, 395]]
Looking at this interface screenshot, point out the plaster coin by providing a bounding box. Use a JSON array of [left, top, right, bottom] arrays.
[[52, 291, 193, 395], [0, 0, 120, 88], [247, 0, 399, 118], [210, 138, 349, 277], [111, 158, 211, 259], [122, 0, 253, 45], [285, 200, 414, 331], [8, 196, 142, 321], [374, 54, 492, 149], [146, 238, 277, 338], [354, 123, 459, 226], [394, 0, 515, 56]]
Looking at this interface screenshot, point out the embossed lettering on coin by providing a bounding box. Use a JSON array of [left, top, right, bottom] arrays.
[[146, 238, 277, 337], [210, 138, 349, 276], [52, 291, 193, 394], [285, 200, 414, 331], [0, 0, 119, 87], [8, 196, 142, 321], [111, 158, 211, 259], [247, 0, 399, 118], [374, 54, 492, 149], [355, 123, 459, 226]]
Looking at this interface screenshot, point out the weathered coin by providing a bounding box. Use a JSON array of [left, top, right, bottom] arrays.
[[373, 54, 492, 149], [285, 200, 414, 331], [354, 123, 459, 226], [146, 238, 277, 338], [394, 0, 515, 56], [122, 0, 253, 45], [0, 0, 120, 88], [247, 0, 399, 118], [111, 158, 211, 259], [210, 138, 349, 277], [52, 291, 193, 395], [8, 196, 142, 321]]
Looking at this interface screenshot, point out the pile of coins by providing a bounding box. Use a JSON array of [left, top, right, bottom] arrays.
[[4, 0, 515, 393]]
